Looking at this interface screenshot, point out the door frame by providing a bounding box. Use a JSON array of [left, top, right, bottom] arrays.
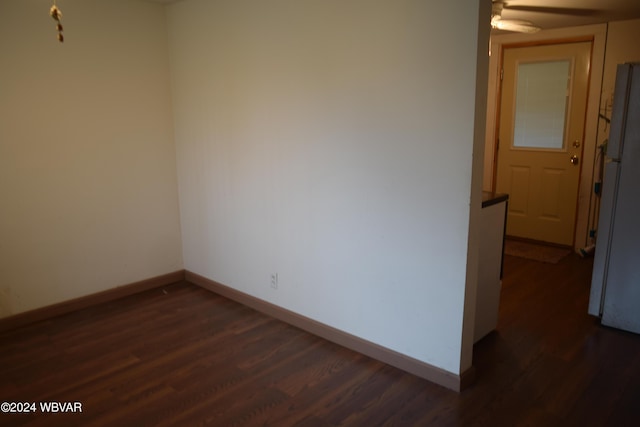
[[495, 40, 591, 247], [484, 24, 607, 251]]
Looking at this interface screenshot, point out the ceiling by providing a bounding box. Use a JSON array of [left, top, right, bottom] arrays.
[[490, 0, 640, 33], [145, 0, 640, 33]]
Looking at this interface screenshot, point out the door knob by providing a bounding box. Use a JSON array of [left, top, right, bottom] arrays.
[[570, 155, 579, 165]]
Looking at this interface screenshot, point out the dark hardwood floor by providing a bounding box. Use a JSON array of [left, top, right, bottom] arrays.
[[2, 253, 640, 426]]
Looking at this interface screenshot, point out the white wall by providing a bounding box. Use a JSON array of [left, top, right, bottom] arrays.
[[168, 0, 487, 375], [601, 19, 640, 101], [0, 0, 183, 317], [597, 19, 640, 164], [461, 0, 491, 372], [587, 19, 640, 248]]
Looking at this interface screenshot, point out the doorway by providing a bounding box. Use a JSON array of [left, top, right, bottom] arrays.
[[495, 41, 592, 246]]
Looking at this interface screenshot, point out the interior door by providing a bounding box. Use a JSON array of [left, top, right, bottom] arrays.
[[495, 41, 591, 246]]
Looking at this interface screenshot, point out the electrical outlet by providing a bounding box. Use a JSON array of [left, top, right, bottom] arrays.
[[270, 273, 278, 290]]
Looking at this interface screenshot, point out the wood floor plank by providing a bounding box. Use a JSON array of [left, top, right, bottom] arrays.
[[2, 254, 640, 426]]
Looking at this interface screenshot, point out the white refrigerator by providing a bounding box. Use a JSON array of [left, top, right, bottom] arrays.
[[589, 62, 640, 334]]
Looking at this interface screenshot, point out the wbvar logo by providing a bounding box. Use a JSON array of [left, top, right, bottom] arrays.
[[39, 402, 83, 413]]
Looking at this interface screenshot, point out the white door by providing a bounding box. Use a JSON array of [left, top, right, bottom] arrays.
[[495, 41, 591, 246]]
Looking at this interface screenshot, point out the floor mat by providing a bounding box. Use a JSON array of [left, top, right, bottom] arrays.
[[503, 239, 571, 264]]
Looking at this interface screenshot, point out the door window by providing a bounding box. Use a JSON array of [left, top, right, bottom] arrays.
[[513, 60, 571, 150]]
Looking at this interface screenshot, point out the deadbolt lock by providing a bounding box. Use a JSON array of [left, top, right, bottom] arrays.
[[573, 140, 581, 148]]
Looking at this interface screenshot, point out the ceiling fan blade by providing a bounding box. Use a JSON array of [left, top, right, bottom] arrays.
[[504, 5, 599, 17], [492, 19, 541, 33]]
